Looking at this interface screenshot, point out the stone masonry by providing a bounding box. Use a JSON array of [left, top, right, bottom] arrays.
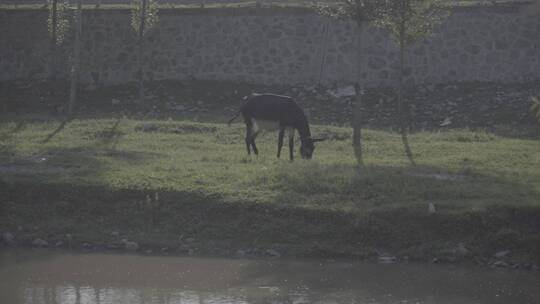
[[0, 4, 539, 88]]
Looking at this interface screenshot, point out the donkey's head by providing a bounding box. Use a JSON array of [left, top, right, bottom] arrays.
[[300, 137, 326, 160]]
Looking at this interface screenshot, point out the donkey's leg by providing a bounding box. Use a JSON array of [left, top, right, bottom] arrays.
[[277, 128, 285, 158], [245, 122, 253, 156], [288, 128, 295, 161], [251, 130, 260, 156]]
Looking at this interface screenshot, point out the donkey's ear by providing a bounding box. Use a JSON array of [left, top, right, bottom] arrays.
[[311, 137, 327, 143]]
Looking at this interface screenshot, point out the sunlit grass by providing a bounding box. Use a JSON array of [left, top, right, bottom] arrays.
[[1, 117, 539, 214]]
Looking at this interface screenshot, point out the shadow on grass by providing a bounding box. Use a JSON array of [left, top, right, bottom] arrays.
[[41, 119, 69, 144], [0, 120, 26, 142], [0, 145, 105, 187], [95, 119, 123, 149], [0, 121, 28, 161], [1, 161, 539, 262], [8, 121, 25, 133], [0, 140, 160, 188]]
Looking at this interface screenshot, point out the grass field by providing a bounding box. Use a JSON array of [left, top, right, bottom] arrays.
[[1, 116, 539, 264]]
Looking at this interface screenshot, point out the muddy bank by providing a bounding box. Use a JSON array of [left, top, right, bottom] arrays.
[[1, 181, 539, 270]]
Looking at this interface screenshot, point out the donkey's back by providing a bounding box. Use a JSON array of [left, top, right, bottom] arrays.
[[240, 93, 303, 126]]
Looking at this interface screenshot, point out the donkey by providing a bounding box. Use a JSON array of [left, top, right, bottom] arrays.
[[228, 93, 325, 160]]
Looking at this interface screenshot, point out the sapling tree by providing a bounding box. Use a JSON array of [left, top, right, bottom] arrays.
[[131, 0, 159, 104], [374, 0, 449, 165], [318, 0, 386, 167], [531, 96, 540, 124], [47, 0, 70, 82], [68, 0, 82, 117]]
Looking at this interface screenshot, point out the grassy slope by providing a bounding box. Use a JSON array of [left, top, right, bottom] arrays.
[[1, 117, 539, 263]]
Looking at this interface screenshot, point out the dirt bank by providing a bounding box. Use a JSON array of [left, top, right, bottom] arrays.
[[1, 181, 539, 270]]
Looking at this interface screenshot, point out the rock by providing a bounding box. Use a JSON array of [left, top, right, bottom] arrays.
[[492, 260, 509, 268], [171, 104, 186, 111], [266, 249, 281, 259], [166, 102, 186, 111], [446, 255, 458, 263], [304, 85, 316, 93], [106, 243, 121, 250], [521, 263, 533, 270], [479, 104, 490, 112], [494, 250, 511, 258], [428, 203, 437, 214], [378, 256, 397, 264], [440, 117, 452, 127], [32, 238, 49, 247], [453, 243, 470, 257], [178, 244, 191, 253], [122, 240, 139, 252], [138, 123, 158, 132], [2, 232, 15, 245], [327, 85, 356, 98]]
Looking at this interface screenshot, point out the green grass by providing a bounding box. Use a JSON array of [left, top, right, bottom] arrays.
[[1, 117, 539, 262], [1, 118, 538, 210]]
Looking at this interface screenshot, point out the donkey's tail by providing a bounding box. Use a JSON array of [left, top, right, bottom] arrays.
[[227, 111, 241, 126]]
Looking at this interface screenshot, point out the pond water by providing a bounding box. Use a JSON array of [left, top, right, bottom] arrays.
[[0, 249, 539, 304]]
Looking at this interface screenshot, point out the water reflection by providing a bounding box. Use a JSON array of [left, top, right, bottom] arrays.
[[0, 249, 539, 304]]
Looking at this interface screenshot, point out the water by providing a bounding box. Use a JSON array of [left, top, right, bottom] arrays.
[[0, 249, 539, 304]]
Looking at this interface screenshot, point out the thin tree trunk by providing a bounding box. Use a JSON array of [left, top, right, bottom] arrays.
[[95, 288, 101, 304], [398, 22, 416, 166], [49, 0, 58, 82], [137, 0, 147, 104], [68, 0, 82, 118], [318, 18, 331, 85], [352, 21, 365, 167]]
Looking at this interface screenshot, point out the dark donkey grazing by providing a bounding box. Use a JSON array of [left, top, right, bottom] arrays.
[[228, 93, 325, 160]]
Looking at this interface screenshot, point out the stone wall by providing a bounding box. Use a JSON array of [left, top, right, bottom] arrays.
[[0, 5, 539, 88]]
